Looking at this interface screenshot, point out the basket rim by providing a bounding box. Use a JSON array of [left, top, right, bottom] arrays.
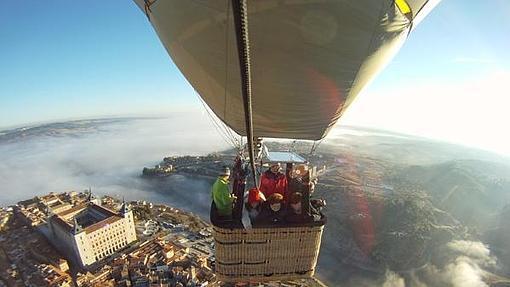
[[210, 202, 326, 230]]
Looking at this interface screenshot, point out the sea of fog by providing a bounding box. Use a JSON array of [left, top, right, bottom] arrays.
[[0, 115, 227, 214], [2, 115, 509, 286]]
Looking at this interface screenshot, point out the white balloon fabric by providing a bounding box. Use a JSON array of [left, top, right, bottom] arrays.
[[134, 0, 438, 140]]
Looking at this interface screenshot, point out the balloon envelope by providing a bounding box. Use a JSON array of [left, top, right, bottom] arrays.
[[134, 0, 438, 140]]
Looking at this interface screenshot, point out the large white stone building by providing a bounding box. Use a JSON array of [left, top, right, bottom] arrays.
[[48, 201, 137, 267]]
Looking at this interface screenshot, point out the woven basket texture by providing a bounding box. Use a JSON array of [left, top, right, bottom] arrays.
[[213, 224, 324, 282]]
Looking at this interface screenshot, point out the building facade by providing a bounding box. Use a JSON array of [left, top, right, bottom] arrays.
[[48, 201, 137, 267]]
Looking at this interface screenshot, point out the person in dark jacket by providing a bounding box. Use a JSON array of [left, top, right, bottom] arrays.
[[288, 166, 307, 194], [255, 193, 286, 226], [288, 165, 312, 215], [285, 192, 311, 224]]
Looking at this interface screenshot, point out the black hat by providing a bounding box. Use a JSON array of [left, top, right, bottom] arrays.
[[220, 166, 231, 176]]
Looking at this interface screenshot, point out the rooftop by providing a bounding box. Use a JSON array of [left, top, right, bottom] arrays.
[[50, 203, 122, 233], [84, 215, 122, 234]]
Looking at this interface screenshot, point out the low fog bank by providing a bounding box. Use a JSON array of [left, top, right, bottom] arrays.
[[380, 240, 498, 287], [318, 239, 502, 287], [0, 113, 227, 214]]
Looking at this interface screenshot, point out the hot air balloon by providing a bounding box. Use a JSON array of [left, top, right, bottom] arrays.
[[133, 0, 439, 282]]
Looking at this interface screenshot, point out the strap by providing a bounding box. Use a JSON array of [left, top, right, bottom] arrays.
[[231, 0, 258, 188]]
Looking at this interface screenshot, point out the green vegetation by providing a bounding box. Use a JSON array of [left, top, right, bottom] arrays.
[[369, 187, 464, 270], [159, 211, 208, 233], [133, 205, 152, 221]]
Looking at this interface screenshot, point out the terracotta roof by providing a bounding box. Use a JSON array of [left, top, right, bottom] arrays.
[[89, 204, 118, 217], [57, 204, 87, 218], [50, 215, 72, 232], [50, 203, 123, 234], [84, 215, 123, 233]]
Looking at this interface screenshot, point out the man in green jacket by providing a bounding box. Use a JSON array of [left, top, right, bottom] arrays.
[[212, 167, 236, 217]]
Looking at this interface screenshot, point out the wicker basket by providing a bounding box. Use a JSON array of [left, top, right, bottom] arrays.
[[212, 223, 325, 282]]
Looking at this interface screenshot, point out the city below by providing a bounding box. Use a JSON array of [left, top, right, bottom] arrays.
[[141, 153, 232, 178], [0, 190, 326, 287]]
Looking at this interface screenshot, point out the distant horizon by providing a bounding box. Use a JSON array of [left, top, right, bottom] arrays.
[[0, 105, 202, 130], [0, 113, 467, 141], [2, 113, 510, 160]]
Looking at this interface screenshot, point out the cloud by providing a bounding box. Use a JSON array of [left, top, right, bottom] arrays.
[[446, 240, 496, 266], [382, 271, 406, 287], [388, 240, 494, 287], [442, 257, 488, 287], [0, 113, 229, 217], [345, 240, 496, 287]]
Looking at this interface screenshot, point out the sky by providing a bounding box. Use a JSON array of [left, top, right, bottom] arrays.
[[0, 1, 509, 155]]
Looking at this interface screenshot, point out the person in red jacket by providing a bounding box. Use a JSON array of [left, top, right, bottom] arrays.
[[259, 163, 288, 201]]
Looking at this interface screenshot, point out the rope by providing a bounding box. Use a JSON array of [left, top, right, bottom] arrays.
[[208, 0, 243, 153], [309, 138, 324, 157], [289, 140, 297, 152], [196, 91, 240, 149], [309, 141, 316, 155], [195, 89, 243, 151], [231, 0, 258, 188], [143, 0, 157, 21], [223, 0, 231, 124]]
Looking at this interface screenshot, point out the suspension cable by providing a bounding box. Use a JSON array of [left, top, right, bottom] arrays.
[[309, 138, 325, 157], [231, 0, 258, 188], [221, 0, 241, 150], [143, 0, 157, 21], [195, 91, 240, 149]]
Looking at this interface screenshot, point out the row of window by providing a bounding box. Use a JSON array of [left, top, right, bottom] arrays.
[[94, 240, 127, 261], [91, 233, 128, 256], [91, 231, 125, 248]]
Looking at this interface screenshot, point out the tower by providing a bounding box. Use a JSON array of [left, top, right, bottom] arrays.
[[119, 198, 131, 215], [86, 188, 100, 205], [119, 199, 137, 243], [46, 206, 56, 236], [73, 217, 83, 234]]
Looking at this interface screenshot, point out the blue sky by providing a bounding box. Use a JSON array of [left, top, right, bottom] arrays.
[[1, 1, 509, 154], [0, 1, 191, 126]]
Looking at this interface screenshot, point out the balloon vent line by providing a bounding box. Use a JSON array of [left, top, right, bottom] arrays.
[[232, 0, 258, 188]]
